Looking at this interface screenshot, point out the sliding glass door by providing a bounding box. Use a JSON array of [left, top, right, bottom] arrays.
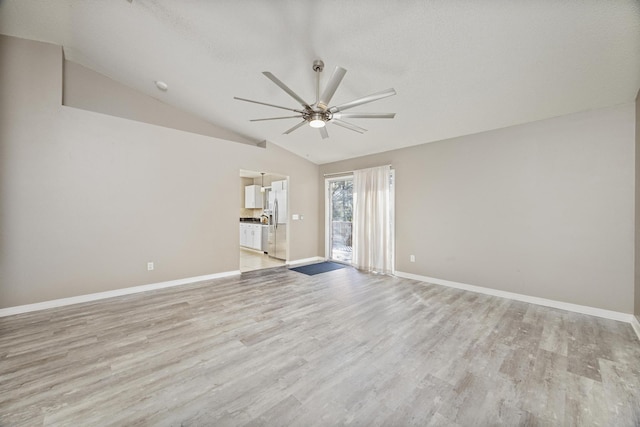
[[326, 177, 353, 263], [326, 169, 395, 270]]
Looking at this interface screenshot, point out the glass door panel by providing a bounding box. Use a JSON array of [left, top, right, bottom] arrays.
[[328, 178, 353, 263]]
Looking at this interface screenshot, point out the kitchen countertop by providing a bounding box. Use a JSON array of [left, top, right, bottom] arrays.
[[239, 217, 261, 223], [240, 218, 269, 225]]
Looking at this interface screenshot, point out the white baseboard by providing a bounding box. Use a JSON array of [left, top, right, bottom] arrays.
[[288, 256, 325, 267], [631, 316, 640, 341], [395, 271, 637, 330], [0, 270, 240, 318]]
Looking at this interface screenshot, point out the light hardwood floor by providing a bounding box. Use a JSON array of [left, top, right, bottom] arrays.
[[1, 267, 639, 426]]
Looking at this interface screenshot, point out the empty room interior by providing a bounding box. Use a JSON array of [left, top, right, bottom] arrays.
[[1, 1, 640, 425]]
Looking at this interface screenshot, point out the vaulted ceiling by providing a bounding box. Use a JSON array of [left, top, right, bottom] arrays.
[[1, 1, 639, 164]]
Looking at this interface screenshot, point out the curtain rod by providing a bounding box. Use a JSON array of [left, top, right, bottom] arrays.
[[323, 164, 392, 177]]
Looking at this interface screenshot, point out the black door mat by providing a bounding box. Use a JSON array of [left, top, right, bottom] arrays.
[[290, 262, 347, 276]]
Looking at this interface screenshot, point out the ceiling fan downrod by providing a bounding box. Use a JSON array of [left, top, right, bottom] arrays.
[[313, 59, 324, 107]]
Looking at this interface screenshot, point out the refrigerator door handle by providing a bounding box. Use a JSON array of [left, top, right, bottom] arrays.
[[274, 198, 278, 229]]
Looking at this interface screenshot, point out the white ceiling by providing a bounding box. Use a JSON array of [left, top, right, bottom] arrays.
[[1, 1, 639, 164]]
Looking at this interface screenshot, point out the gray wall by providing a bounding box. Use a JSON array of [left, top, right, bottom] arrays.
[[0, 35, 320, 308], [320, 103, 635, 313], [636, 90, 640, 322]]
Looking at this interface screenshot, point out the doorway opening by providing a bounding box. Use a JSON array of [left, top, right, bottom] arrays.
[[239, 170, 288, 272]]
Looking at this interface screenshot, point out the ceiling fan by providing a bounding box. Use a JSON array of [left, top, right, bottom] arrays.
[[234, 60, 396, 139]]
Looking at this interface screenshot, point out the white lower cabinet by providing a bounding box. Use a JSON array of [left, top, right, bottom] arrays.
[[240, 223, 263, 251], [250, 224, 261, 250]]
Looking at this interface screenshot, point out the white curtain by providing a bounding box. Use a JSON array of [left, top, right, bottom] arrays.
[[352, 165, 394, 274]]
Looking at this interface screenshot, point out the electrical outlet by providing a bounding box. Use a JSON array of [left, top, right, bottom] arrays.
[[410, 255, 415, 262], [147, 262, 154, 271]]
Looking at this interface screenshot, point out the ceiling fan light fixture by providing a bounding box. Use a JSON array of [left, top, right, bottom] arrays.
[[309, 113, 326, 129], [309, 113, 326, 128]]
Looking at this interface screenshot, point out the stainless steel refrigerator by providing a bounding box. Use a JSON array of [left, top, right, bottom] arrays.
[[268, 184, 287, 261]]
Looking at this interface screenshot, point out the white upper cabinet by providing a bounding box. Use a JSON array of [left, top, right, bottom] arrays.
[[271, 180, 287, 192], [245, 185, 263, 209]]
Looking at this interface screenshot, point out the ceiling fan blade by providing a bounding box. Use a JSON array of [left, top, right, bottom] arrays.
[[331, 119, 367, 134], [332, 112, 396, 119], [319, 126, 329, 139], [283, 120, 308, 135], [250, 115, 303, 122], [329, 88, 396, 113], [263, 72, 311, 109], [317, 66, 347, 110], [234, 97, 304, 113]]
